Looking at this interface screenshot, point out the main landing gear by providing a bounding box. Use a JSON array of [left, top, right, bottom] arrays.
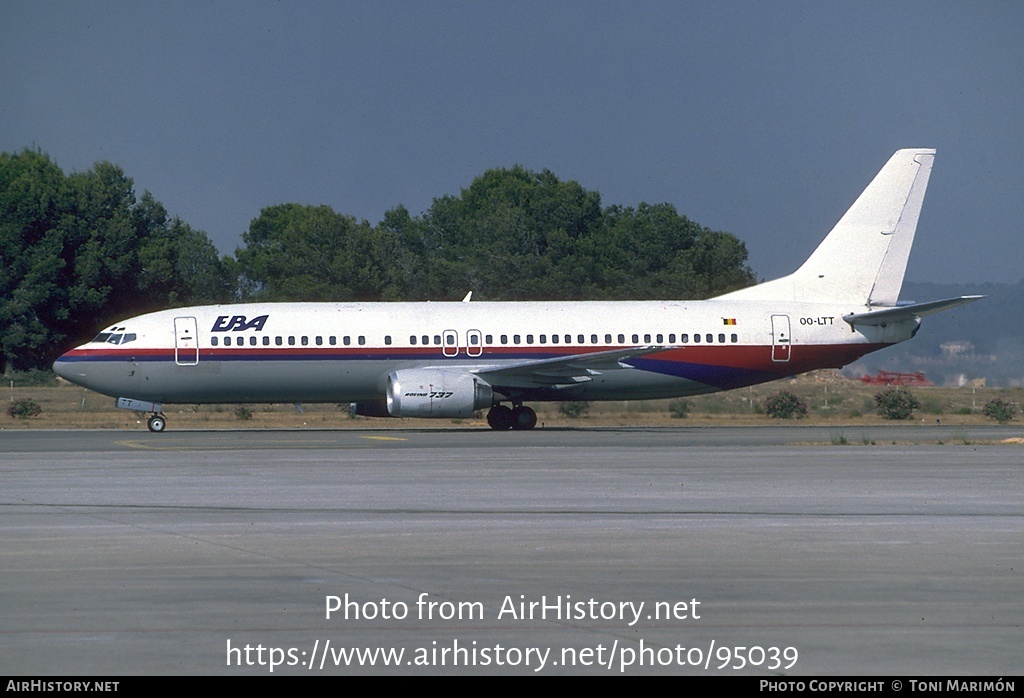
[[146, 413, 167, 432], [486, 404, 537, 431]]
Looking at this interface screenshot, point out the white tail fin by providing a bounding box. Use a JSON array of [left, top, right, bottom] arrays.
[[717, 148, 936, 306]]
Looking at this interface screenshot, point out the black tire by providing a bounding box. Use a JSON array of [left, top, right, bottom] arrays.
[[147, 415, 166, 432], [487, 405, 513, 430], [510, 405, 537, 431]]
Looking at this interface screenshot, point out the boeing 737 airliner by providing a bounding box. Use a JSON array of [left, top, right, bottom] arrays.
[[53, 149, 981, 431]]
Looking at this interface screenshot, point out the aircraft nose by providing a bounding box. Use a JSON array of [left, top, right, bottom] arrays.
[[52, 350, 86, 384], [52, 354, 72, 380]]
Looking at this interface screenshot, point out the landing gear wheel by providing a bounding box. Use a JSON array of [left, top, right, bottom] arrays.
[[510, 405, 537, 431], [487, 405, 514, 431], [147, 415, 166, 433]]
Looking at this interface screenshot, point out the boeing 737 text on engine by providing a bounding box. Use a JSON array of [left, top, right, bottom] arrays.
[[54, 149, 981, 432]]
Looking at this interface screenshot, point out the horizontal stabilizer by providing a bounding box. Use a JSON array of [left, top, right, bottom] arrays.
[[843, 296, 984, 327]]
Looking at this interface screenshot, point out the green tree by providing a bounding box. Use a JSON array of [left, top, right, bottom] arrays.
[[235, 204, 399, 301], [763, 390, 808, 419], [132, 193, 231, 307], [7, 398, 42, 419], [982, 397, 1017, 424], [874, 386, 921, 420], [0, 148, 71, 371], [414, 166, 604, 300], [668, 399, 691, 418], [0, 148, 230, 372], [408, 166, 754, 301]]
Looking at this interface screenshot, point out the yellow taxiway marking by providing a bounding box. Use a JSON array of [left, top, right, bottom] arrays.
[[360, 435, 408, 442]]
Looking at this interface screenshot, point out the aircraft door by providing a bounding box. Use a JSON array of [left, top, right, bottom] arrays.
[[174, 316, 199, 365], [771, 314, 791, 362], [442, 329, 459, 357], [466, 329, 483, 357]]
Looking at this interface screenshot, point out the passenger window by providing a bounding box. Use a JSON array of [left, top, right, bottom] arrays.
[[706, 334, 713, 343], [718, 333, 726, 343], [669, 334, 676, 343], [263, 336, 270, 346], [501, 335, 508, 344], [275, 336, 283, 346], [550, 334, 557, 344], [680, 334, 688, 343], [422, 335, 429, 345], [211, 337, 219, 346], [485, 334, 493, 344], [527, 334, 534, 344], [301, 336, 308, 346], [385, 336, 392, 346], [358, 336, 366, 346], [590, 334, 597, 344], [731, 333, 738, 343], [445, 335, 454, 346], [605, 334, 612, 344], [343, 336, 351, 346], [541, 335, 548, 344], [250, 336, 257, 346], [513, 335, 521, 344], [617, 334, 625, 343], [329, 336, 336, 346], [433, 335, 441, 345], [288, 336, 296, 346], [410, 336, 417, 345], [315, 336, 323, 346], [644, 334, 651, 343], [656, 334, 663, 343], [632, 334, 639, 344], [693, 334, 700, 343]]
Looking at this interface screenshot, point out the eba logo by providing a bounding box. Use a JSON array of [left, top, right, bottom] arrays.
[[211, 315, 269, 332]]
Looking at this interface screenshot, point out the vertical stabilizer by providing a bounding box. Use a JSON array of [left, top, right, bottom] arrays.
[[717, 148, 935, 305]]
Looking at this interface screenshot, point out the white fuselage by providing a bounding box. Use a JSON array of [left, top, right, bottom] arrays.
[[53, 299, 908, 405]]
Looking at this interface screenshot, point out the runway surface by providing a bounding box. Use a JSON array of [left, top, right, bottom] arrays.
[[2, 426, 1022, 675]]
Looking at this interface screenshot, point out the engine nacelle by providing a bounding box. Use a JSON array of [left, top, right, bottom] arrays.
[[386, 369, 494, 418]]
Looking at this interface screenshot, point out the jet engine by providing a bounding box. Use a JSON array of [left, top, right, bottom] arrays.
[[386, 369, 494, 418]]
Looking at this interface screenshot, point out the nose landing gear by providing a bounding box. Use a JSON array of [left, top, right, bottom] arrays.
[[146, 414, 167, 432]]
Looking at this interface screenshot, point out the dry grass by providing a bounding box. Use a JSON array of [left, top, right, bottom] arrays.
[[3, 371, 1020, 430]]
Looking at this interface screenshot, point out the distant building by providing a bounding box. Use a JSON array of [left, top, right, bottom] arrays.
[[940, 340, 973, 357]]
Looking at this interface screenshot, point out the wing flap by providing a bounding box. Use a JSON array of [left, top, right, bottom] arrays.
[[473, 346, 670, 388]]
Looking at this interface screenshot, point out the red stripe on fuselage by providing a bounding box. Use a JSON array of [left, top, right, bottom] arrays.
[[57, 342, 888, 373]]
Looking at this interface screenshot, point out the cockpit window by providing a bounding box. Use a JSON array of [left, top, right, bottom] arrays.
[[92, 332, 136, 345]]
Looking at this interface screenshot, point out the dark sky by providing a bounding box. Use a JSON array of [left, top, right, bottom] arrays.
[[3, 1, 1022, 286]]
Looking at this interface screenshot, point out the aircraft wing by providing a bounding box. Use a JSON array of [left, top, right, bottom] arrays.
[[843, 295, 984, 327], [472, 346, 671, 389]]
